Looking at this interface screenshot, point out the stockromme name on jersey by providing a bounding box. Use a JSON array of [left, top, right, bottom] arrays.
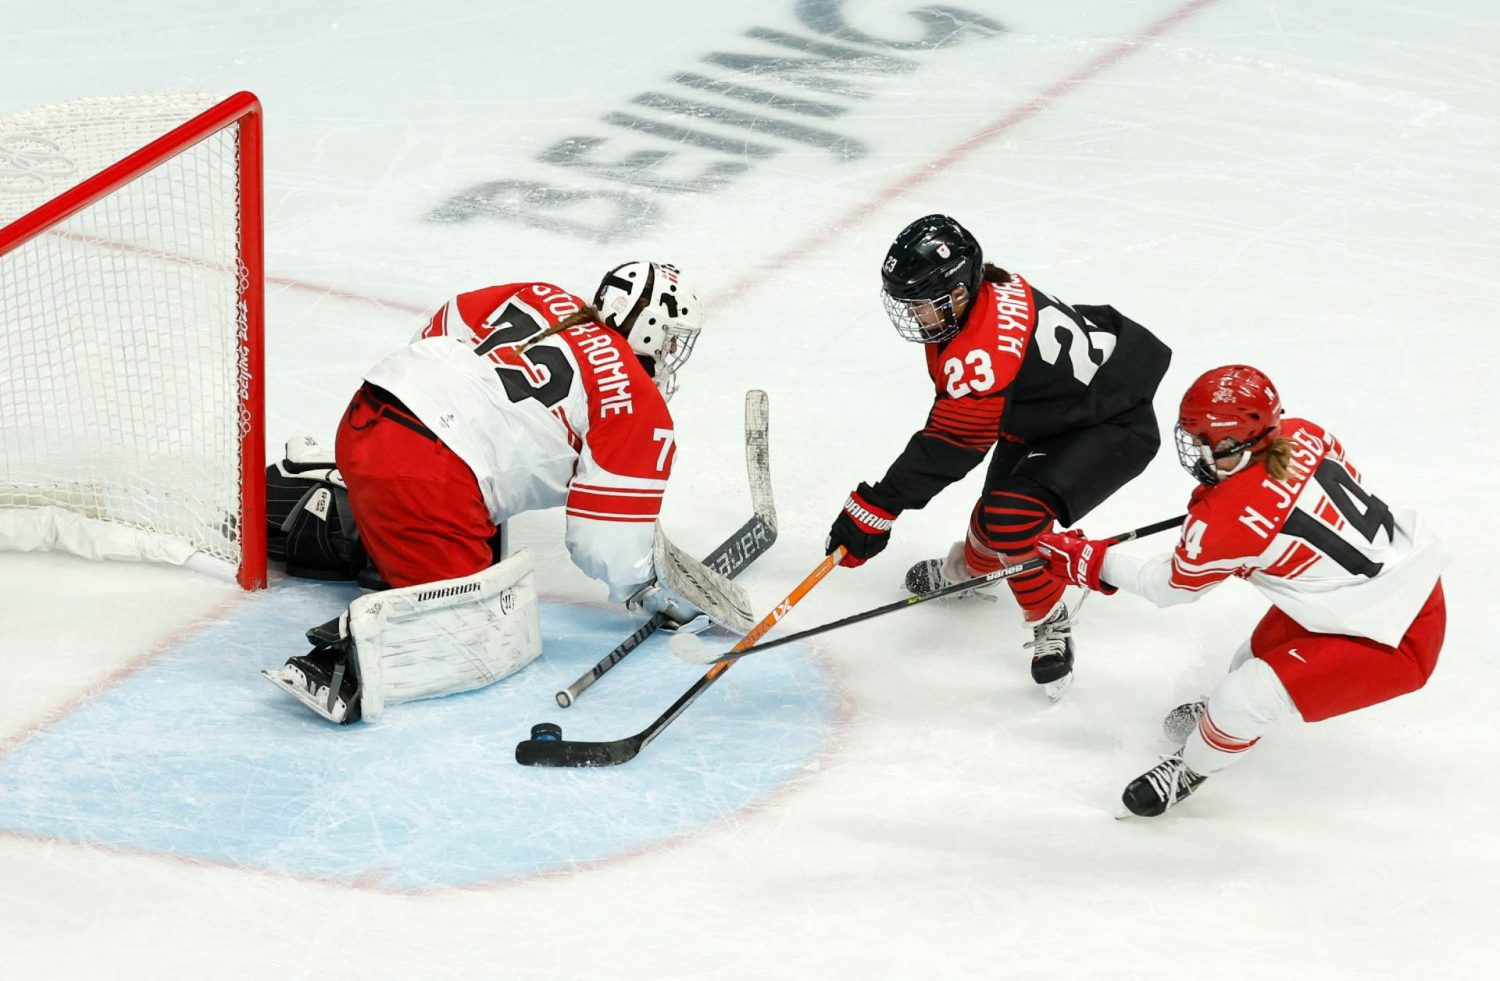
[[568, 324, 634, 415], [427, 0, 1004, 242]]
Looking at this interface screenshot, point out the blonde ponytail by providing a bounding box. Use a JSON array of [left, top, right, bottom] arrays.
[[1261, 437, 1306, 482]]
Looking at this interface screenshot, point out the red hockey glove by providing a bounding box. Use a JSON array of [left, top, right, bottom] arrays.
[[1035, 530, 1118, 594], [826, 483, 898, 568]]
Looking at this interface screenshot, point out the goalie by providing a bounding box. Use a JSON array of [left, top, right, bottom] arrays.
[[263, 262, 752, 724]]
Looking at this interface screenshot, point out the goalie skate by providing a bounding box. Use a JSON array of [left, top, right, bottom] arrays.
[[261, 645, 360, 724]]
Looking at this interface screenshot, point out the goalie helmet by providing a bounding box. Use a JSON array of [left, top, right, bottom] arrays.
[[593, 261, 702, 401], [1175, 365, 1284, 485], [879, 214, 983, 344]]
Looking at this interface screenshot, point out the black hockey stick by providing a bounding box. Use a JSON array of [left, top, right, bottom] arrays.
[[519, 517, 1184, 768], [553, 390, 777, 707], [518, 549, 842, 768], [554, 514, 773, 707], [676, 514, 1188, 668]]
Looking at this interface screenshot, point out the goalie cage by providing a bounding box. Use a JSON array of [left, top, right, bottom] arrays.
[[0, 92, 266, 588]]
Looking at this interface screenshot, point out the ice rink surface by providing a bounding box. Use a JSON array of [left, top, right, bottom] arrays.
[[2, 0, 1498, 977]]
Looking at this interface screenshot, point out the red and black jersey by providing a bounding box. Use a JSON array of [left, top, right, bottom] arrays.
[[870, 274, 1171, 513]]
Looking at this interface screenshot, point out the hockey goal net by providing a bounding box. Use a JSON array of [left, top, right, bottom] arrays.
[[0, 92, 266, 588]]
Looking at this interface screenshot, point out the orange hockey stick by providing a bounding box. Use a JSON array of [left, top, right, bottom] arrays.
[[516, 548, 846, 767]]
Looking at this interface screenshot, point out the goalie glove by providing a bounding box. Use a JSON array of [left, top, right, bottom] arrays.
[[625, 527, 755, 633], [266, 437, 367, 581], [1035, 530, 1118, 595]]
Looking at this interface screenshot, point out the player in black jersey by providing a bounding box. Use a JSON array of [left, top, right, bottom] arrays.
[[825, 214, 1172, 698]]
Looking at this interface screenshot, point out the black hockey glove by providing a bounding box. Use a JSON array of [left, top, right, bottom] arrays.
[[825, 482, 899, 568], [266, 438, 367, 581]]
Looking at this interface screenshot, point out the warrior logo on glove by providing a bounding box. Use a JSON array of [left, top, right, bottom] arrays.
[[826, 483, 899, 567]]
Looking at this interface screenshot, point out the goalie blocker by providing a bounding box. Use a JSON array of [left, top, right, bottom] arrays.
[[628, 527, 755, 634], [262, 550, 542, 723]]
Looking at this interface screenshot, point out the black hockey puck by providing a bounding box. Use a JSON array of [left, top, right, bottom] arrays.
[[531, 722, 562, 742]]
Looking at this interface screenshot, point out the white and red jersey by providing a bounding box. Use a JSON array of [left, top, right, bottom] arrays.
[[362, 282, 675, 601], [1103, 419, 1447, 646]]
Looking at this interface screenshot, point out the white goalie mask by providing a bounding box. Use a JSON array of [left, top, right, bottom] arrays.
[[593, 261, 702, 401]]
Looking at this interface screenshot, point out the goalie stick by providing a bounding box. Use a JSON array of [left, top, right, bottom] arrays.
[[671, 515, 1189, 667], [517, 548, 844, 768], [553, 390, 777, 708]]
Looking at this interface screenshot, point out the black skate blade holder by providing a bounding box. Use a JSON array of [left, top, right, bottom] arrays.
[[305, 615, 344, 647]]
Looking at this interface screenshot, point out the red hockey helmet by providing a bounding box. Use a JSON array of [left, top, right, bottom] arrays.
[[1175, 365, 1283, 484]]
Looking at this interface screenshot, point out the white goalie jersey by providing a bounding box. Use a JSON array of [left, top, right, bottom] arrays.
[[362, 282, 676, 600]]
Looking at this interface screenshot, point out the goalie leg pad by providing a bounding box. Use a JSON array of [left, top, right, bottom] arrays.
[[348, 550, 542, 721]]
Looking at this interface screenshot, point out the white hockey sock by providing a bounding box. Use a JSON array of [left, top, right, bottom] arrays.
[[1182, 656, 1301, 776]]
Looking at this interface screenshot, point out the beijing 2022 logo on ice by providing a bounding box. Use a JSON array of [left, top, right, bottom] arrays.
[[426, 0, 1007, 243]]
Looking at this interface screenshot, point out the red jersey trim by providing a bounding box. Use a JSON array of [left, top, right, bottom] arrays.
[[924, 397, 1006, 450], [1198, 712, 1259, 753], [568, 486, 663, 519], [571, 482, 664, 494], [565, 509, 658, 524]]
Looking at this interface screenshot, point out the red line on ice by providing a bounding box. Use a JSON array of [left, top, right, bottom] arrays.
[[717, 0, 1224, 306]]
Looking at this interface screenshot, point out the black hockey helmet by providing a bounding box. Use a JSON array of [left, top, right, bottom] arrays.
[[879, 214, 983, 343]]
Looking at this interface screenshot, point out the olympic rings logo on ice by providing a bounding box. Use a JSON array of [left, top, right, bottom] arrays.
[[0, 134, 79, 193]]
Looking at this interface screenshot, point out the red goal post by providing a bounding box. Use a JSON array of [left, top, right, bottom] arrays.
[[0, 92, 266, 589]]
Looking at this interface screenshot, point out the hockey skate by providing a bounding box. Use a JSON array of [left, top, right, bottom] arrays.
[[1025, 602, 1076, 701], [1118, 754, 1207, 818], [262, 641, 361, 724], [1162, 700, 1207, 745]]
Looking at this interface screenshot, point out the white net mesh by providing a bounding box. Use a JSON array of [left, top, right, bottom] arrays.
[[0, 94, 248, 576]]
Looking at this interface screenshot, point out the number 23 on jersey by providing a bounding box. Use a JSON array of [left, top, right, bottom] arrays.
[[943, 350, 995, 398]]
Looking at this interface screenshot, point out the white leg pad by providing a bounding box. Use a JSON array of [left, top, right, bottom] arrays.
[[348, 550, 542, 721]]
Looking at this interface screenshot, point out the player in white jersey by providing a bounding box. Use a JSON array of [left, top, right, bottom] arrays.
[[349, 267, 696, 597], [262, 261, 724, 724], [1036, 365, 1447, 816]]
